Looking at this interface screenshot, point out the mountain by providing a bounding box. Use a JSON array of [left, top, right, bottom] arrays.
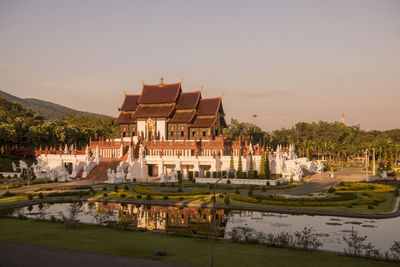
[[0, 89, 110, 120]]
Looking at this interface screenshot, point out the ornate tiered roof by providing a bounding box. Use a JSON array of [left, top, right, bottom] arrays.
[[115, 78, 226, 129]]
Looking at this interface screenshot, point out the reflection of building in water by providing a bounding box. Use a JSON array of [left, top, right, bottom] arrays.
[[94, 202, 226, 237]]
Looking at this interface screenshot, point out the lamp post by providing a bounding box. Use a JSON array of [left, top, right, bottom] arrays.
[[372, 148, 376, 176], [366, 149, 369, 182], [211, 169, 234, 267]]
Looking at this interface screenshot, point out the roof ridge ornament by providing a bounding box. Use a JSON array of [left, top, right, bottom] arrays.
[[160, 75, 164, 85], [122, 89, 127, 96], [180, 77, 184, 83], [200, 85, 204, 92], [220, 91, 225, 98]]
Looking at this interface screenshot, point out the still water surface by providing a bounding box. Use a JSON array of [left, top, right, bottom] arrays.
[[13, 202, 400, 253]]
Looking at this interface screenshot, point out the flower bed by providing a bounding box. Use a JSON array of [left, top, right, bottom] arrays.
[[134, 186, 210, 196]]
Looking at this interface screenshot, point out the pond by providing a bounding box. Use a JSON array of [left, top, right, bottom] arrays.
[[11, 202, 400, 254]]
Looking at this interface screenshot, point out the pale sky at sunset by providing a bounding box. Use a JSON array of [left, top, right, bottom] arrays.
[[0, 0, 399, 131]]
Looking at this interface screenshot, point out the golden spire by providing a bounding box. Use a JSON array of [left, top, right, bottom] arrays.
[[180, 77, 184, 83], [122, 89, 126, 96], [220, 91, 225, 98], [200, 85, 204, 92], [160, 75, 164, 85], [141, 80, 144, 86]]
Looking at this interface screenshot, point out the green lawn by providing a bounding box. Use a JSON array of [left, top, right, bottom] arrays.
[[0, 218, 396, 267]]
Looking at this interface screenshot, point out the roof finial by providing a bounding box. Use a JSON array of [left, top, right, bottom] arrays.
[[200, 85, 204, 92], [122, 89, 126, 96], [220, 91, 225, 98], [180, 77, 184, 83], [160, 75, 164, 85], [141, 80, 144, 86]]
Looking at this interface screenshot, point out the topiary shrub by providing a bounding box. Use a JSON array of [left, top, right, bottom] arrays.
[[235, 188, 240, 194], [261, 186, 267, 192], [27, 194, 33, 200], [160, 182, 165, 187], [133, 178, 137, 183], [120, 194, 126, 198], [368, 205, 374, 209], [146, 194, 152, 200], [38, 192, 44, 199], [114, 185, 119, 192], [102, 187, 107, 191], [178, 186, 183, 193], [394, 188, 399, 197], [136, 194, 142, 199], [248, 189, 253, 197], [328, 186, 335, 193], [219, 194, 224, 198], [163, 195, 169, 200], [277, 181, 281, 186], [124, 185, 129, 191], [103, 193, 108, 197], [224, 196, 230, 204], [266, 181, 270, 187], [227, 179, 231, 184]]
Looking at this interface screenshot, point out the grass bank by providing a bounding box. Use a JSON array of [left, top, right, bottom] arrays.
[[0, 218, 397, 267]]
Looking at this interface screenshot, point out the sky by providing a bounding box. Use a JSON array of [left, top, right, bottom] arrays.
[[0, 0, 399, 131]]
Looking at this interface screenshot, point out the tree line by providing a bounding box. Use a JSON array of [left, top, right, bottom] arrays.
[[0, 96, 118, 149], [224, 119, 400, 165]]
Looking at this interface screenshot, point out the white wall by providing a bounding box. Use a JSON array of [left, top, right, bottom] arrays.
[[137, 119, 145, 138], [156, 118, 166, 140]]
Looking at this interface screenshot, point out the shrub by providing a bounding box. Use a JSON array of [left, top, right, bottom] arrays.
[[120, 193, 126, 198], [394, 188, 399, 197], [266, 181, 270, 187], [3, 191, 16, 197], [277, 181, 281, 186], [102, 187, 107, 191], [178, 186, 183, 193], [227, 179, 231, 184], [261, 186, 266, 192], [219, 194, 224, 198], [194, 171, 199, 178], [27, 194, 33, 200], [163, 195, 169, 200], [124, 185, 129, 191], [146, 194, 152, 200], [248, 189, 253, 197], [328, 186, 335, 193], [136, 194, 142, 199], [179, 197, 184, 201], [368, 205, 374, 209], [235, 188, 240, 194], [113, 185, 119, 192], [133, 178, 137, 183], [160, 182, 165, 187], [38, 192, 44, 199], [103, 193, 108, 197], [224, 196, 230, 204]]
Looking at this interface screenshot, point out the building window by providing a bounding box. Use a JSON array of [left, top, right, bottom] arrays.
[[123, 132, 126, 137], [180, 131, 184, 137], [215, 130, 219, 136], [202, 131, 206, 137], [192, 131, 195, 137], [170, 131, 174, 137], [132, 132, 135, 137]]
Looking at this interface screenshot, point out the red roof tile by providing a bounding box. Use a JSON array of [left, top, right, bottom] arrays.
[[191, 116, 217, 128], [176, 91, 201, 109], [134, 103, 175, 118], [197, 98, 221, 116], [114, 112, 136, 124], [138, 82, 181, 104], [120, 95, 140, 111], [168, 110, 196, 123]]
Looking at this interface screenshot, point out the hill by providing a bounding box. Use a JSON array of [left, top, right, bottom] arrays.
[[0, 89, 109, 120]]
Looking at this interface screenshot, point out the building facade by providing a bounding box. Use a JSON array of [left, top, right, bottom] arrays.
[[114, 77, 227, 141]]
